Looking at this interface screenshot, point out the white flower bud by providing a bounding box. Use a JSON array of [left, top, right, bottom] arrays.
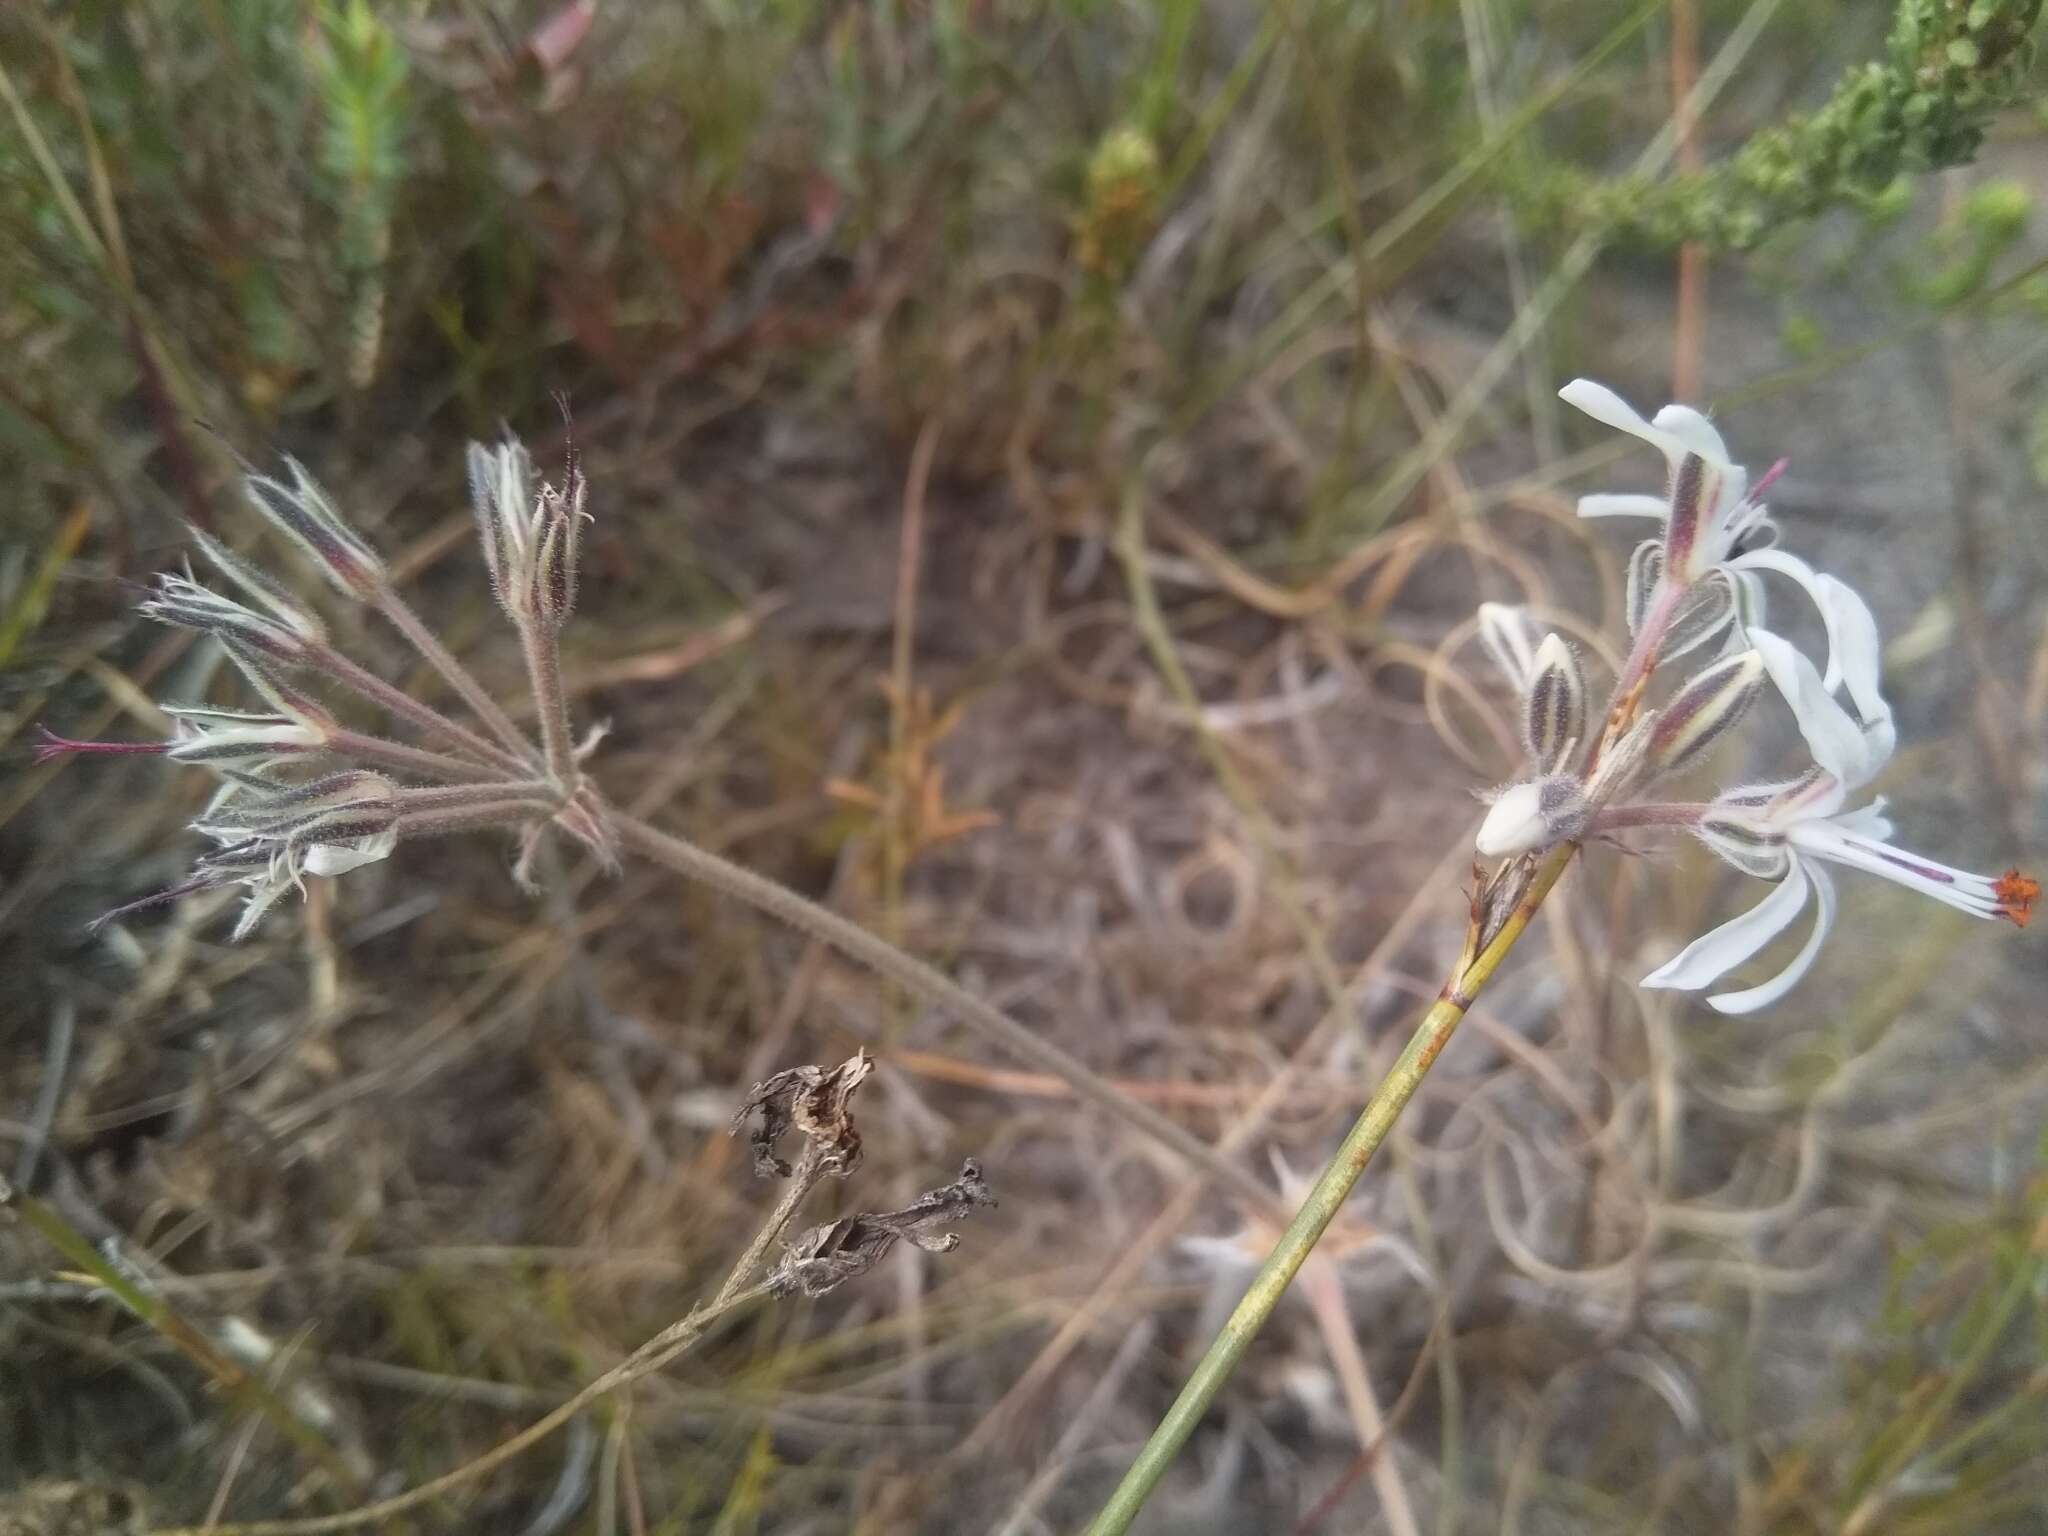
[[1477, 775, 1590, 858]]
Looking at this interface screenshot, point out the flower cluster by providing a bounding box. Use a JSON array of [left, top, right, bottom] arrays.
[[40, 443, 610, 939], [1474, 381, 2035, 1014]]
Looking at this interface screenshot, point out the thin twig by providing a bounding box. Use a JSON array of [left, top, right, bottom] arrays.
[[312, 641, 529, 775], [373, 586, 535, 762], [709, 1142, 827, 1312], [326, 729, 509, 784]]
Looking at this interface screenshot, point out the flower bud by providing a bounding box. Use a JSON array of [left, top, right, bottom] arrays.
[[1650, 650, 1765, 775], [467, 438, 531, 609], [1659, 570, 1740, 662], [191, 530, 327, 643], [1523, 634, 1586, 774], [142, 575, 312, 667], [243, 459, 385, 600], [196, 769, 396, 839], [164, 704, 328, 764], [1476, 774, 1591, 858]]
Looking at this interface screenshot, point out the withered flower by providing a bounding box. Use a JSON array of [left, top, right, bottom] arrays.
[[766, 1160, 996, 1299], [729, 1050, 875, 1178]]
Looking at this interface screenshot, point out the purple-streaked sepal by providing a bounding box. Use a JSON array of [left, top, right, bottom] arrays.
[[1649, 650, 1765, 777], [1523, 634, 1585, 774]]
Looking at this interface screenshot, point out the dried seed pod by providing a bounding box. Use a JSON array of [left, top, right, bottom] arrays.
[[1650, 650, 1766, 776], [1523, 634, 1586, 774]]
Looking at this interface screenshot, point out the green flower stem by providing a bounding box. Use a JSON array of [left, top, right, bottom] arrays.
[[1086, 844, 1577, 1536]]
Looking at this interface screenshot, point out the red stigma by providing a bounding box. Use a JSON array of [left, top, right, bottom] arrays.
[[33, 726, 169, 766], [1749, 457, 1790, 502], [1994, 868, 2039, 928]]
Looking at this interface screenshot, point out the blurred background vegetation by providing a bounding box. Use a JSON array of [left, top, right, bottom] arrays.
[[3, 1, 2046, 1531]]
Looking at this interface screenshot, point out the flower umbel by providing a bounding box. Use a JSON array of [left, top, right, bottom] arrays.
[[50, 442, 615, 938], [1471, 379, 2032, 1015]]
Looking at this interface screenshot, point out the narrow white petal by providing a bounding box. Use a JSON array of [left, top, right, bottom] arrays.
[[1578, 493, 1671, 521], [1816, 573, 1894, 757], [1559, 380, 1688, 463], [1642, 859, 1811, 992], [1728, 553, 1894, 754], [1649, 404, 1732, 468], [1707, 861, 1838, 1014], [1752, 629, 1880, 788], [1477, 602, 1540, 692], [1789, 819, 2004, 917], [1728, 548, 1835, 657]]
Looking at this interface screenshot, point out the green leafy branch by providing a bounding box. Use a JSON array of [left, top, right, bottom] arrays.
[[1517, 0, 2043, 250]]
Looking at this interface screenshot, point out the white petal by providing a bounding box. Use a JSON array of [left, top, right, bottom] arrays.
[[1577, 493, 1671, 521], [1477, 782, 1547, 858], [304, 830, 398, 878], [1642, 859, 1811, 992], [1477, 602, 1539, 692], [1707, 860, 1838, 1014], [1789, 818, 2005, 917], [1649, 404, 1733, 468], [1829, 797, 1893, 841], [1752, 629, 1881, 789], [1559, 380, 1688, 464], [231, 872, 294, 941], [1815, 573, 1894, 758], [1727, 553, 1892, 748]]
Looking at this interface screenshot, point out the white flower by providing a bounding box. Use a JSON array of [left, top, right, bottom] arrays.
[[1559, 379, 1873, 690], [1642, 630, 2034, 1014]]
